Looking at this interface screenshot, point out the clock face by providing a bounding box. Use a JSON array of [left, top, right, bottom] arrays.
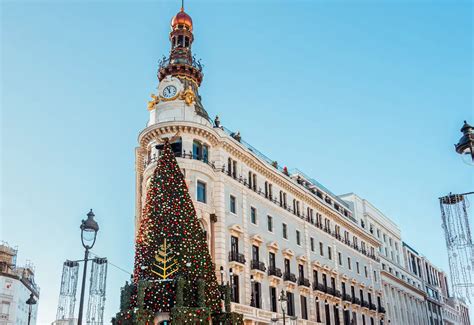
[[162, 85, 177, 99]]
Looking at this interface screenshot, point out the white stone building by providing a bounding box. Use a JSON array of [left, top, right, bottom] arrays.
[[340, 194, 428, 325], [134, 6, 470, 325], [0, 243, 39, 325]]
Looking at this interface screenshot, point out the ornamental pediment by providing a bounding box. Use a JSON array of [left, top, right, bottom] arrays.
[[282, 248, 295, 258], [251, 234, 264, 245], [228, 224, 244, 236], [267, 241, 280, 252], [297, 255, 307, 263]]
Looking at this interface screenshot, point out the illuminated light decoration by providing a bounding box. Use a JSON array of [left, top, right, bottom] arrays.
[[439, 193, 474, 302], [113, 140, 220, 324]]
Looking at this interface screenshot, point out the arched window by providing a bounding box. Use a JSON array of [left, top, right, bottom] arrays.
[[192, 140, 209, 162], [193, 140, 202, 160], [202, 144, 209, 163], [155, 137, 182, 156], [177, 35, 184, 47]]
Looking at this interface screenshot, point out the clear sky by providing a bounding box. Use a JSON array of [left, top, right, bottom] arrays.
[[1, 0, 472, 323]]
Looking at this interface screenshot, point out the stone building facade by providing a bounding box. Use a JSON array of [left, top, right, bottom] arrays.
[[0, 242, 39, 325], [134, 6, 470, 325]]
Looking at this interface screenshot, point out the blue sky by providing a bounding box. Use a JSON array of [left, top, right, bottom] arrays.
[[1, 0, 472, 323]]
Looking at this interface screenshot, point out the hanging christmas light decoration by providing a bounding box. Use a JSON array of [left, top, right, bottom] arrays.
[[439, 192, 474, 302]]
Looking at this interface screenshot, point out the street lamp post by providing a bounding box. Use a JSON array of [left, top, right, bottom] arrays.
[[455, 120, 474, 165], [78, 209, 99, 325], [26, 293, 36, 325], [280, 290, 287, 325], [229, 268, 233, 302], [271, 290, 297, 325]]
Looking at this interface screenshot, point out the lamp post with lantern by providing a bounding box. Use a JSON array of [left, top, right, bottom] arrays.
[[77, 209, 99, 325], [271, 290, 297, 325], [26, 293, 37, 325], [455, 120, 474, 165]]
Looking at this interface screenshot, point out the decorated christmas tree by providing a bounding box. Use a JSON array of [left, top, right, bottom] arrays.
[[114, 139, 225, 324]]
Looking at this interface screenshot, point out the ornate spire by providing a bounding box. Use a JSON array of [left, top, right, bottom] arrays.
[[158, 5, 202, 86]]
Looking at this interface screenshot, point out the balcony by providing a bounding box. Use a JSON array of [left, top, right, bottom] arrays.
[[326, 287, 335, 296], [352, 297, 361, 305], [283, 272, 297, 283], [313, 282, 325, 292], [361, 300, 370, 309], [369, 303, 377, 311], [228, 252, 246, 264], [378, 306, 386, 314], [267, 267, 282, 278], [298, 277, 311, 288], [343, 293, 352, 302], [250, 260, 266, 272], [334, 290, 342, 298]]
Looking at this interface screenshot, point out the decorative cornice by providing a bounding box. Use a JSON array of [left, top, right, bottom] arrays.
[[138, 121, 379, 248], [267, 241, 280, 253]]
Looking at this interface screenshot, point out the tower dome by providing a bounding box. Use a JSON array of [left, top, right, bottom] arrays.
[[171, 7, 193, 31]]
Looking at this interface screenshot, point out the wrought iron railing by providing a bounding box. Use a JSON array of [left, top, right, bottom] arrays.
[[158, 55, 203, 71], [283, 272, 297, 283], [298, 277, 310, 287], [268, 267, 282, 278], [147, 149, 382, 263], [228, 252, 246, 264], [250, 260, 266, 272]]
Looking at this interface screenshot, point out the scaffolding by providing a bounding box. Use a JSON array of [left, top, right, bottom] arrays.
[[86, 257, 108, 324], [439, 192, 474, 302], [56, 260, 80, 321]]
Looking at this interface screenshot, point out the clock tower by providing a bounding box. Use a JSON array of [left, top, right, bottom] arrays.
[[146, 5, 210, 127]]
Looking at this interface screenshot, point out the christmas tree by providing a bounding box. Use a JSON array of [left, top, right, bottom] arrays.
[[115, 140, 221, 324]]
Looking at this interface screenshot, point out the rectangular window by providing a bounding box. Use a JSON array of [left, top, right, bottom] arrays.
[[310, 237, 315, 252], [325, 303, 330, 325], [230, 195, 236, 214], [348, 257, 351, 270], [356, 262, 360, 274], [338, 252, 342, 265], [320, 242, 324, 256], [301, 295, 308, 320], [269, 252, 276, 269], [298, 264, 304, 278], [251, 282, 261, 308], [364, 266, 368, 278], [267, 215, 273, 232], [231, 236, 239, 255], [287, 292, 295, 316], [313, 270, 319, 285], [197, 181, 207, 203], [270, 287, 277, 312], [250, 207, 257, 224], [316, 298, 321, 322], [252, 245, 259, 262], [284, 258, 291, 274], [328, 247, 332, 260], [231, 274, 239, 303], [296, 230, 301, 246], [282, 223, 288, 239]]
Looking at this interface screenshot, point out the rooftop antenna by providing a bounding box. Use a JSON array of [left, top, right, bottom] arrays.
[[181, 0, 184, 11]]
